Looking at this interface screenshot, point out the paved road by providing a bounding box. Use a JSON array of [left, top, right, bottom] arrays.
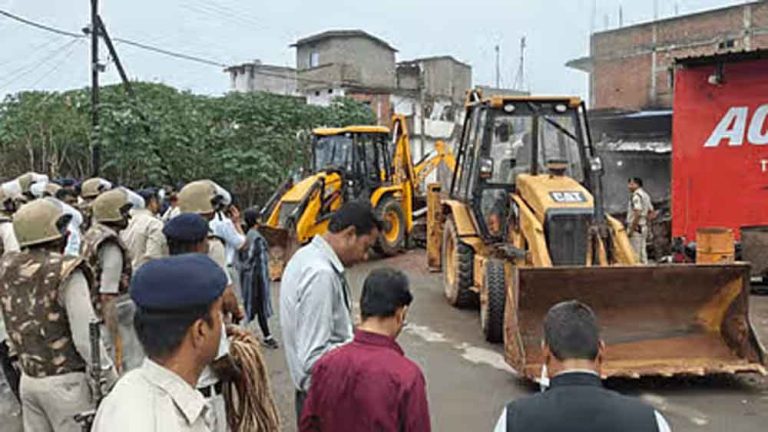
[[2, 250, 768, 431], [265, 251, 768, 431]]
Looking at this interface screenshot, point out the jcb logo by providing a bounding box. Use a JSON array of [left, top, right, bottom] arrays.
[[705, 105, 768, 147]]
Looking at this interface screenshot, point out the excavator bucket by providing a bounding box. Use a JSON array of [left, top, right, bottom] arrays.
[[504, 264, 766, 379], [260, 225, 297, 281]]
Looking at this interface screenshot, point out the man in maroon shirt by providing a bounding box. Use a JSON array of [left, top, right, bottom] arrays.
[[300, 268, 431, 432]]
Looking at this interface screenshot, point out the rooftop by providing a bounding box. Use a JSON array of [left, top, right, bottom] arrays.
[[675, 48, 768, 67], [399, 55, 471, 69], [291, 29, 397, 52]]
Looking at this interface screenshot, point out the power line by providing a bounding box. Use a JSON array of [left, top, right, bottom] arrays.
[[0, 8, 348, 89], [0, 39, 81, 91], [0, 9, 83, 39]]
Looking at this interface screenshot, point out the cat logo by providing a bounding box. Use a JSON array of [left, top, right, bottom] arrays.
[[549, 191, 586, 203]]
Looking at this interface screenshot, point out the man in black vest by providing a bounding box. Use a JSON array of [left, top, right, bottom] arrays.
[[494, 300, 671, 432]]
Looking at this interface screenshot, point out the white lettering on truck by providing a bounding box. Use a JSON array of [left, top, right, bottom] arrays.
[[705, 104, 768, 147]]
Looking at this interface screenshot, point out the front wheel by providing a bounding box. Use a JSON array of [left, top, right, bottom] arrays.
[[375, 197, 406, 256], [481, 259, 506, 343], [443, 217, 476, 308]]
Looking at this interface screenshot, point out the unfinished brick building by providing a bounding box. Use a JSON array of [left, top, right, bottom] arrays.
[[568, 1, 768, 110]]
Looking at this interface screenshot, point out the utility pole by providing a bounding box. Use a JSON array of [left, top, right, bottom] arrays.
[[90, 0, 100, 176], [654, 0, 659, 20], [494, 44, 500, 88], [97, 16, 134, 97], [419, 64, 426, 161], [619, 5, 624, 27]]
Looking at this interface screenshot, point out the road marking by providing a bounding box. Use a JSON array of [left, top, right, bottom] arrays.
[[641, 393, 709, 426], [404, 323, 515, 373], [454, 342, 516, 373], [404, 324, 448, 343]]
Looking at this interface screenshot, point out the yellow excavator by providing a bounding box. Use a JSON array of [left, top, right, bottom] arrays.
[[261, 114, 455, 279], [426, 91, 765, 379]]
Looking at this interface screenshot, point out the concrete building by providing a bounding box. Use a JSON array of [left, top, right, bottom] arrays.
[[225, 60, 298, 96], [568, 1, 768, 110], [291, 29, 397, 123]]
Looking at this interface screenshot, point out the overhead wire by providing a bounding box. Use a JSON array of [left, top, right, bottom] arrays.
[[0, 38, 82, 92], [0, 7, 345, 89]]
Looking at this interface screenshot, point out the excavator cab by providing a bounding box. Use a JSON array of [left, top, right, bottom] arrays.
[[427, 91, 765, 378]]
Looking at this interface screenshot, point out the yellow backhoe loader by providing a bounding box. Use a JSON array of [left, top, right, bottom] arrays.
[[261, 114, 454, 278], [426, 91, 765, 379]]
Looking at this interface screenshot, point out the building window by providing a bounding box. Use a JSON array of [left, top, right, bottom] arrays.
[[315, 90, 321, 96], [310, 51, 320, 68], [328, 89, 333, 94], [718, 39, 736, 50]]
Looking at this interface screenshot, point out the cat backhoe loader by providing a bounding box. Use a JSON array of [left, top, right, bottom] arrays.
[[261, 114, 454, 279], [426, 91, 765, 379]]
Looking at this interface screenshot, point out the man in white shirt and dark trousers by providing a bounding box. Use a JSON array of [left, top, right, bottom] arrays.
[[494, 300, 671, 432], [280, 201, 381, 424]]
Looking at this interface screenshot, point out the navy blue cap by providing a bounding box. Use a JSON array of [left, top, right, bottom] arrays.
[[163, 213, 209, 243], [130, 254, 227, 310]]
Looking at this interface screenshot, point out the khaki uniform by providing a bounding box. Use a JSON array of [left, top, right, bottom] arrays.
[[626, 188, 653, 264], [92, 358, 212, 432], [82, 223, 132, 371], [121, 209, 168, 272], [0, 251, 115, 432]]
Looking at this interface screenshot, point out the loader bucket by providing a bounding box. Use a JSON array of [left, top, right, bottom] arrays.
[[504, 264, 766, 380], [259, 225, 297, 281]]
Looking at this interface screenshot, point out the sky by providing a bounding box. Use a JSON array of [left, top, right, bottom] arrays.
[[0, 0, 749, 99]]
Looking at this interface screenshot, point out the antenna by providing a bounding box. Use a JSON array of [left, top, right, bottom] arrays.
[[514, 36, 527, 91], [619, 5, 624, 27], [495, 44, 500, 88], [654, 0, 659, 20]]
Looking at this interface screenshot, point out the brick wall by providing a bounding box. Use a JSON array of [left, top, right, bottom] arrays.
[[588, 1, 768, 110]]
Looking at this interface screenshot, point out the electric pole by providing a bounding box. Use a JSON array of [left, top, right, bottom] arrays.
[[90, 0, 100, 176], [495, 44, 500, 88]]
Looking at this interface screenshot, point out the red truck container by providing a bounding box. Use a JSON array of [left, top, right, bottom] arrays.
[[672, 53, 768, 242]]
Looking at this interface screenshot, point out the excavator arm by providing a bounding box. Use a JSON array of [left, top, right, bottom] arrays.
[[414, 140, 456, 186]]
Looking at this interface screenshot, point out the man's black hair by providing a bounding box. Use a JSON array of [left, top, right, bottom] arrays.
[[54, 188, 77, 201], [133, 305, 214, 359], [328, 201, 383, 236], [629, 177, 643, 187], [138, 187, 159, 204], [244, 206, 260, 228], [167, 238, 206, 256], [360, 268, 413, 319], [544, 300, 600, 361]]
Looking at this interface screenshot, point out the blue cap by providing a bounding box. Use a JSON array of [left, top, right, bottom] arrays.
[[130, 254, 227, 310], [163, 213, 209, 243]]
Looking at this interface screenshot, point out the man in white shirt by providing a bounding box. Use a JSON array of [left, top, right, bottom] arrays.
[[280, 201, 381, 422]]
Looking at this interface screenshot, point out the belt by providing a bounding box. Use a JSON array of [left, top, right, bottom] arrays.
[[198, 381, 223, 398]]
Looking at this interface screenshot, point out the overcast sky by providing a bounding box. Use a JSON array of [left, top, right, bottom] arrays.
[[0, 0, 747, 99]]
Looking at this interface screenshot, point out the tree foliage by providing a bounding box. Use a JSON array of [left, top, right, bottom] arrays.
[[0, 82, 375, 204]]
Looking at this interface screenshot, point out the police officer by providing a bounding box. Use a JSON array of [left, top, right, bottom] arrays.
[[120, 187, 168, 272], [0, 198, 116, 432], [92, 254, 228, 432], [0, 187, 20, 401], [177, 181, 243, 432], [77, 177, 113, 230], [15, 172, 48, 203], [82, 188, 140, 371], [627, 177, 654, 264]]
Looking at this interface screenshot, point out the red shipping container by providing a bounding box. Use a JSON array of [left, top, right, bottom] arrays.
[[672, 57, 768, 241]]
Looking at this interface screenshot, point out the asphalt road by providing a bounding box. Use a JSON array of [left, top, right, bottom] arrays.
[[2, 250, 768, 431]]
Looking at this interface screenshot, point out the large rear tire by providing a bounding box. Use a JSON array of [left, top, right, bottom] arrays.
[[481, 259, 506, 343], [443, 217, 476, 308], [374, 197, 406, 256]]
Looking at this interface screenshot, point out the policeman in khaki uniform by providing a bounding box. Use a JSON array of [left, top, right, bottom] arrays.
[[177, 180, 243, 432], [92, 254, 228, 432], [626, 177, 654, 264], [78, 177, 113, 231], [0, 198, 116, 432], [0, 187, 20, 401], [82, 188, 141, 371], [120, 188, 168, 273]]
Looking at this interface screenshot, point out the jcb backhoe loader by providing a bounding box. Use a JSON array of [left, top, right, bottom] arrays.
[[426, 91, 765, 379], [261, 115, 454, 279]]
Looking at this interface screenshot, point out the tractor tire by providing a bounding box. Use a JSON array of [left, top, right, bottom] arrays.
[[481, 259, 506, 343], [443, 218, 476, 308], [374, 197, 406, 256]]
